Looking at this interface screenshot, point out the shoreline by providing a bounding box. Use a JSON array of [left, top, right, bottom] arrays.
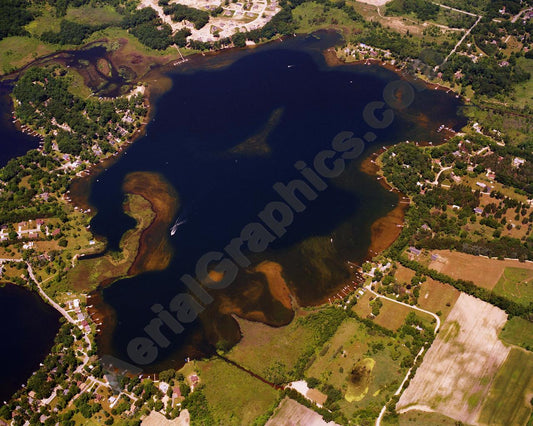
[[66, 36, 462, 369]]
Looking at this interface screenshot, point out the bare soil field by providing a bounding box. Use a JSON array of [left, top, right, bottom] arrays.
[[396, 293, 510, 424], [427, 250, 533, 290], [266, 397, 337, 426]]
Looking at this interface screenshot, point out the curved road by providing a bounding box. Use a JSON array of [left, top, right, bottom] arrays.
[[366, 286, 441, 426]]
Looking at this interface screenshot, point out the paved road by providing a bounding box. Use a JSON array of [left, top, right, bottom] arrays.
[[511, 7, 532, 23], [432, 166, 452, 185]]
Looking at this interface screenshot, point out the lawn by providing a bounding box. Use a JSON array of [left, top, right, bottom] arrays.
[[478, 348, 533, 426], [493, 267, 533, 307], [500, 317, 533, 351], [195, 358, 280, 425]]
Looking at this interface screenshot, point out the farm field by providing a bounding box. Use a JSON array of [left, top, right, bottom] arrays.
[[266, 397, 332, 426], [396, 293, 510, 424], [478, 348, 533, 426], [493, 267, 533, 307], [195, 358, 280, 425], [304, 316, 421, 422], [417, 278, 460, 320], [397, 410, 459, 426], [427, 250, 533, 290], [500, 317, 533, 351]]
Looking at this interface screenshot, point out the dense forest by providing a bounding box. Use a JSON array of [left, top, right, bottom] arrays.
[[161, 1, 210, 30], [386, 0, 440, 22], [0, 0, 34, 40]]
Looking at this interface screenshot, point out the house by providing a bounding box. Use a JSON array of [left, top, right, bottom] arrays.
[[28, 232, 38, 239], [159, 382, 169, 394], [189, 374, 199, 389], [474, 207, 484, 215], [513, 157, 525, 168], [430, 254, 439, 261], [409, 247, 421, 256], [52, 228, 61, 236], [476, 182, 487, 190]]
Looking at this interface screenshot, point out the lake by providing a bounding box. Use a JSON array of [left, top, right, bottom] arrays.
[[86, 32, 466, 371], [0, 283, 60, 402], [0, 85, 39, 167]]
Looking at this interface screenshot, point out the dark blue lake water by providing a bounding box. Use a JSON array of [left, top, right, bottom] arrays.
[[0, 284, 60, 402], [86, 32, 466, 371], [0, 86, 39, 167]]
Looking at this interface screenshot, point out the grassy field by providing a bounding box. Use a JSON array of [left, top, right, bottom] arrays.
[[396, 410, 460, 426], [305, 317, 411, 418], [66, 5, 123, 26], [354, 291, 434, 331], [479, 348, 533, 426], [293, 2, 364, 34], [493, 267, 533, 307], [86, 27, 181, 58], [508, 57, 533, 109], [195, 358, 280, 425], [0, 36, 59, 74], [394, 265, 416, 284], [500, 317, 533, 351], [226, 309, 323, 382], [353, 291, 373, 318], [374, 297, 434, 331], [417, 278, 459, 320]]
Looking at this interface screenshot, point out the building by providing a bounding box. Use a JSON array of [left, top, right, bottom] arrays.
[[513, 157, 525, 168], [409, 247, 421, 256]]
